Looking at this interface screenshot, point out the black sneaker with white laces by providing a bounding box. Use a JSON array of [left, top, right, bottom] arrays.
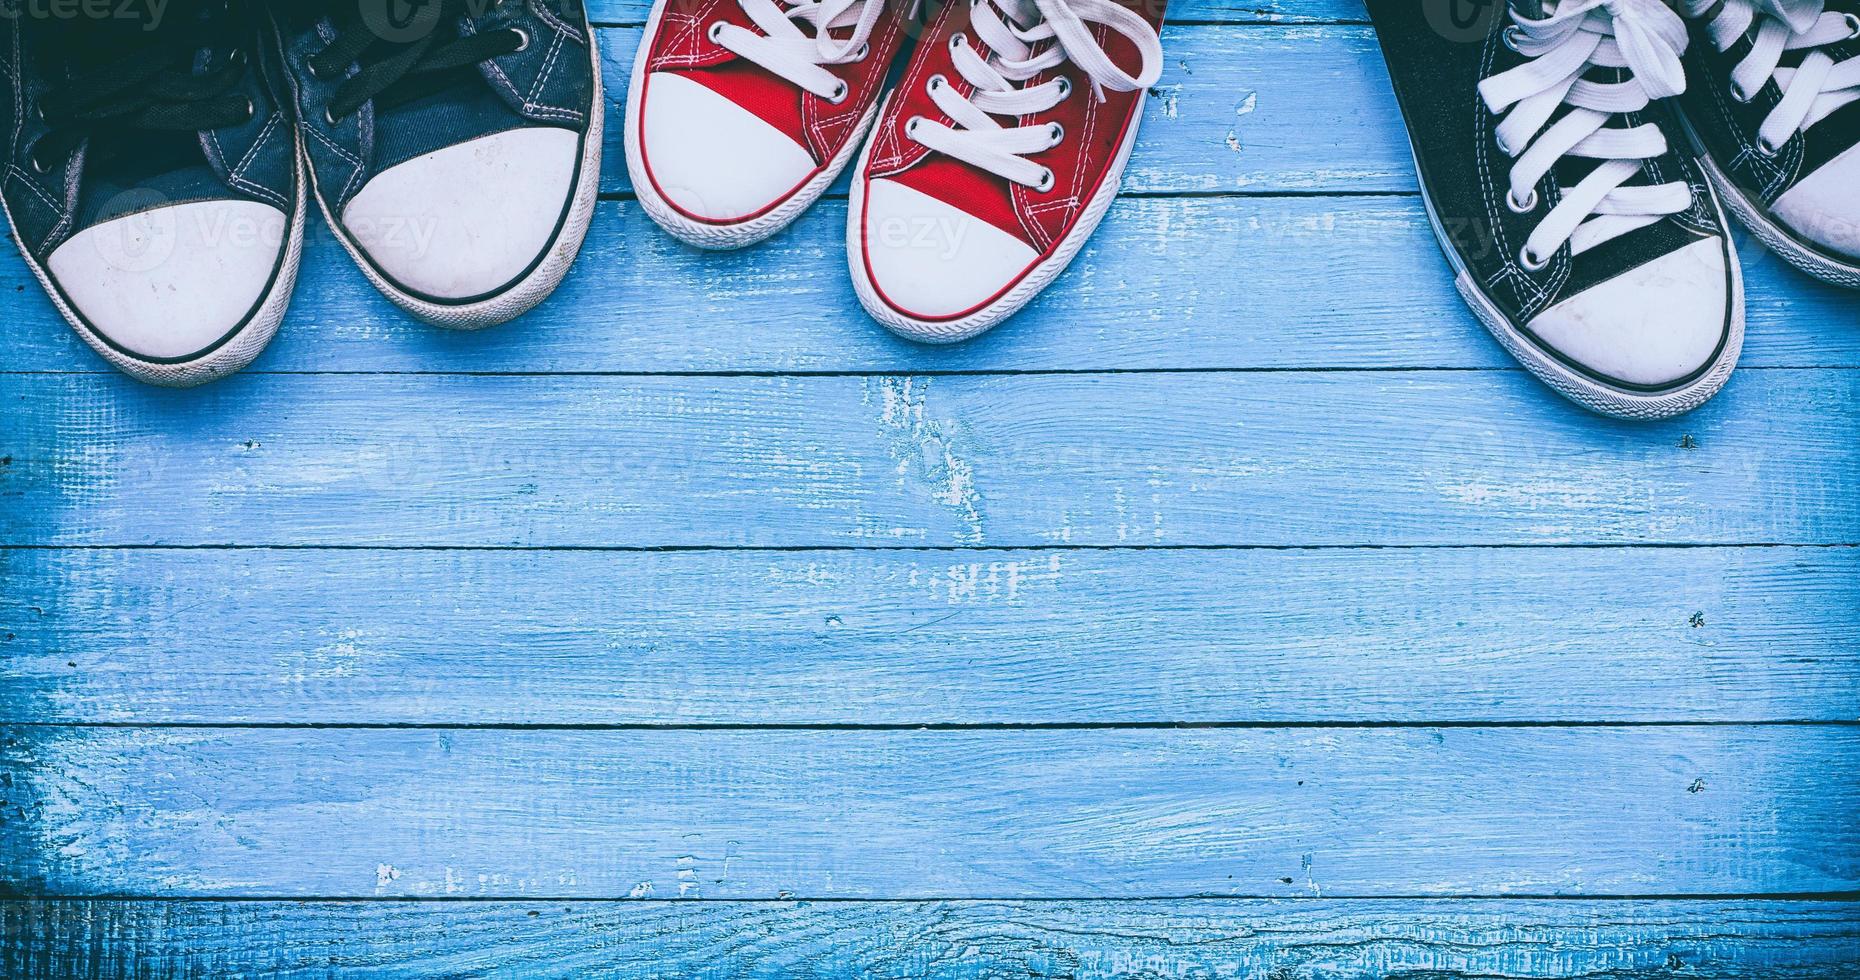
[[1367, 0, 1744, 419], [1, 0, 304, 387], [1676, 0, 1860, 287]]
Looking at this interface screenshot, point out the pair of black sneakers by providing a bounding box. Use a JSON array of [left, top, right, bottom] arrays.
[[1, 0, 602, 387], [1370, 0, 1859, 419]]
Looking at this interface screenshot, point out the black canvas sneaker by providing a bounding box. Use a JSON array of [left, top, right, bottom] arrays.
[[1676, 0, 1860, 287], [1, 0, 304, 387], [1367, 0, 1744, 419], [270, 0, 602, 329]]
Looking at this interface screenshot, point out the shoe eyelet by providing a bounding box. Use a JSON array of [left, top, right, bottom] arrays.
[[950, 32, 967, 51], [905, 114, 925, 136], [241, 96, 256, 123], [28, 151, 52, 175], [227, 48, 248, 70], [1756, 136, 1780, 157], [1519, 245, 1549, 270], [1502, 25, 1525, 52], [707, 21, 725, 43], [1046, 121, 1064, 145], [1730, 80, 1751, 103], [323, 106, 342, 126], [826, 79, 848, 104], [1505, 188, 1537, 213], [1033, 167, 1054, 192], [853, 41, 870, 61], [1845, 12, 1860, 38], [510, 27, 531, 52], [927, 73, 946, 93], [1055, 76, 1072, 99]]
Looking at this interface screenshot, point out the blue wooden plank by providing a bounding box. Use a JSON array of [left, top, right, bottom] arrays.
[[5, 899, 1858, 979], [2, 370, 1853, 548], [4, 546, 1855, 725], [4, 726, 1856, 898]]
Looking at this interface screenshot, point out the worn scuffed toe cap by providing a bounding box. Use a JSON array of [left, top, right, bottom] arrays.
[[45, 199, 287, 363], [1524, 237, 1734, 390], [638, 71, 818, 223], [341, 127, 580, 302], [1771, 142, 1860, 261], [857, 178, 1040, 336]]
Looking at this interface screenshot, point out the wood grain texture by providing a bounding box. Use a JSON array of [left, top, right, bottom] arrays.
[[4, 546, 1856, 725], [7, 129, 1859, 376], [3, 370, 1855, 548], [4, 899, 1859, 979], [4, 726, 1857, 898]]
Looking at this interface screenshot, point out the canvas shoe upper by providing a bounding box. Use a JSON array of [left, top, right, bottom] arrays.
[[1676, 0, 1860, 286], [272, 0, 602, 329], [849, 0, 1163, 343], [0, 0, 304, 387], [1366, 0, 1744, 419], [624, 0, 916, 248]]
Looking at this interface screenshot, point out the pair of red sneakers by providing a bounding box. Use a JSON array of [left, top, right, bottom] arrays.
[[623, 0, 1165, 342]]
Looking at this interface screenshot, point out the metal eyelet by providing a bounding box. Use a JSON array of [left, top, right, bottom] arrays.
[[1046, 121, 1064, 145], [1729, 79, 1751, 103], [323, 106, 342, 126], [827, 79, 848, 104], [1055, 76, 1072, 99], [227, 48, 248, 69], [1845, 12, 1860, 38], [1756, 136, 1780, 157], [1033, 167, 1054, 192], [853, 41, 870, 61], [905, 115, 925, 136], [1505, 188, 1537, 213], [28, 150, 52, 175], [950, 33, 966, 51], [1519, 245, 1549, 270], [241, 96, 256, 122], [707, 21, 725, 42], [510, 27, 531, 52], [928, 73, 946, 93], [1502, 25, 1525, 52]]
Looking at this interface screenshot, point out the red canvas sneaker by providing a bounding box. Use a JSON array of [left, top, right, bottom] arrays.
[[848, 0, 1163, 341], [626, 0, 917, 248]]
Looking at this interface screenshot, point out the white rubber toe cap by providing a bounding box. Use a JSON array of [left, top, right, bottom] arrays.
[[639, 71, 817, 222], [1525, 236, 1731, 389], [342, 127, 580, 301], [1771, 142, 1860, 261], [46, 199, 287, 362], [859, 178, 1040, 320]]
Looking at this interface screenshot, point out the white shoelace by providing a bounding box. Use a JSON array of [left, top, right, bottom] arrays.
[[709, 0, 887, 103], [1478, 0, 1695, 267], [1688, 0, 1860, 153], [904, 0, 1163, 190]]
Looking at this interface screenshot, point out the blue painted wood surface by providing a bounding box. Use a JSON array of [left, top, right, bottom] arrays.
[[0, 1, 1856, 975]]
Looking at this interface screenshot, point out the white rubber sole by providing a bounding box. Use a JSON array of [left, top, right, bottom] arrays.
[[305, 29, 605, 331], [1415, 175, 1745, 420], [848, 98, 1141, 344], [623, 0, 877, 251], [1680, 119, 1860, 290], [0, 138, 306, 389]]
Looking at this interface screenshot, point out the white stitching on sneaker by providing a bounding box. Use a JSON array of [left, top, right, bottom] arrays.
[[1687, 0, 1860, 151], [906, 0, 1160, 189], [1478, 0, 1694, 260]]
